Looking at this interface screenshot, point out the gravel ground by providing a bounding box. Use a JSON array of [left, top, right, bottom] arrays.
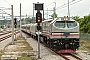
[[22, 32, 64, 60], [76, 50, 90, 60], [1, 31, 90, 60], [22, 32, 90, 60]]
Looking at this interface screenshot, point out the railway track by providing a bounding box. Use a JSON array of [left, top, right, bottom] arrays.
[[59, 53, 82, 60], [43, 42, 82, 60], [0, 30, 19, 42], [0, 30, 18, 36], [22, 31, 82, 60], [0, 31, 11, 36], [39, 38, 82, 60]]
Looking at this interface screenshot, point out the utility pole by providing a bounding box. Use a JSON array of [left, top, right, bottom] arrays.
[[26, 14, 27, 24], [33, 3, 35, 23], [54, 1, 56, 14], [11, 5, 14, 44], [47, 8, 48, 19], [43, 4, 44, 21], [53, 1, 56, 20], [20, 3, 22, 37], [53, 7, 55, 20], [68, 0, 70, 18]]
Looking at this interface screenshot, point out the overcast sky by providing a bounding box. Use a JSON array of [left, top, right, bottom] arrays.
[[0, 0, 90, 19]]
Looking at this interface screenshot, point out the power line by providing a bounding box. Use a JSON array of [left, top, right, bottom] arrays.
[[0, 9, 11, 16], [3, 0, 11, 5], [44, 0, 57, 19], [56, 1, 72, 10], [44, 0, 82, 18], [56, 0, 82, 10], [45, 0, 57, 8], [2, 0, 21, 16], [45, 2, 54, 8]]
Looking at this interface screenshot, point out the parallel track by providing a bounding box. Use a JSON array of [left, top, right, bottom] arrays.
[[0, 31, 19, 42]]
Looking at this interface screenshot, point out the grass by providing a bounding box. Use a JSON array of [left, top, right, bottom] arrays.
[[0, 54, 2, 57], [0, 50, 5, 57], [15, 37, 33, 51], [2, 36, 37, 60], [18, 57, 36, 60], [4, 36, 33, 52], [16, 37, 37, 60], [18, 53, 37, 60], [16, 37, 26, 40], [79, 40, 90, 49], [79, 40, 90, 54]]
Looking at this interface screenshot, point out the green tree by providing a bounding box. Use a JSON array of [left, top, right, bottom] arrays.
[[1, 25, 4, 29], [51, 13, 58, 18], [25, 17, 31, 23], [72, 15, 80, 21], [73, 14, 90, 33]]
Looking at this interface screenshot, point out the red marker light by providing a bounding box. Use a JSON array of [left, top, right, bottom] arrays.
[[64, 16, 66, 20], [38, 17, 41, 23], [38, 20, 40, 22]]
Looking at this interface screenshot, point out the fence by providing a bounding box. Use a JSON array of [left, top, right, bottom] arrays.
[[80, 33, 90, 41]]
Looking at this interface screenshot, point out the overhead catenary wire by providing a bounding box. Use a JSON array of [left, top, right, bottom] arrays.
[[45, 2, 54, 8], [0, 9, 11, 16], [45, 0, 82, 18], [2, 0, 34, 18], [56, 0, 82, 10], [3, 0, 20, 14], [44, 0, 57, 18], [56, 1, 72, 10], [3, 0, 11, 5]]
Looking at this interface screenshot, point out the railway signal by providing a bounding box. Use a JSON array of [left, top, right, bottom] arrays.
[[14, 18, 17, 28], [37, 23, 41, 30], [35, 3, 43, 10], [34, 2, 44, 59], [36, 11, 42, 23], [36, 10, 42, 59]]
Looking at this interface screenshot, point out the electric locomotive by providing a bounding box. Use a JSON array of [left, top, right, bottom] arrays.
[[21, 16, 80, 53], [40, 17, 80, 53]]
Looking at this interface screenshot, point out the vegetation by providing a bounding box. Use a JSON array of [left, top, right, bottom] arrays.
[[3, 36, 36, 60], [15, 37, 33, 51], [23, 17, 46, 23], [4, 36, 33, 52], [18, 57, 36, 60], [79, 40, 90, 54], [0, 25, 4, 29], [18, 53, 36, 60], [51, 13, 58, 18], [16, 37, 36, 60], [73, 14, 90, 34]]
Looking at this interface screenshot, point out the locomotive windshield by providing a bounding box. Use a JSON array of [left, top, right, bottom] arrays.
[[55, 21, 65, 28], [54, 21, 77, 28], [67, 21, 77, 28]]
